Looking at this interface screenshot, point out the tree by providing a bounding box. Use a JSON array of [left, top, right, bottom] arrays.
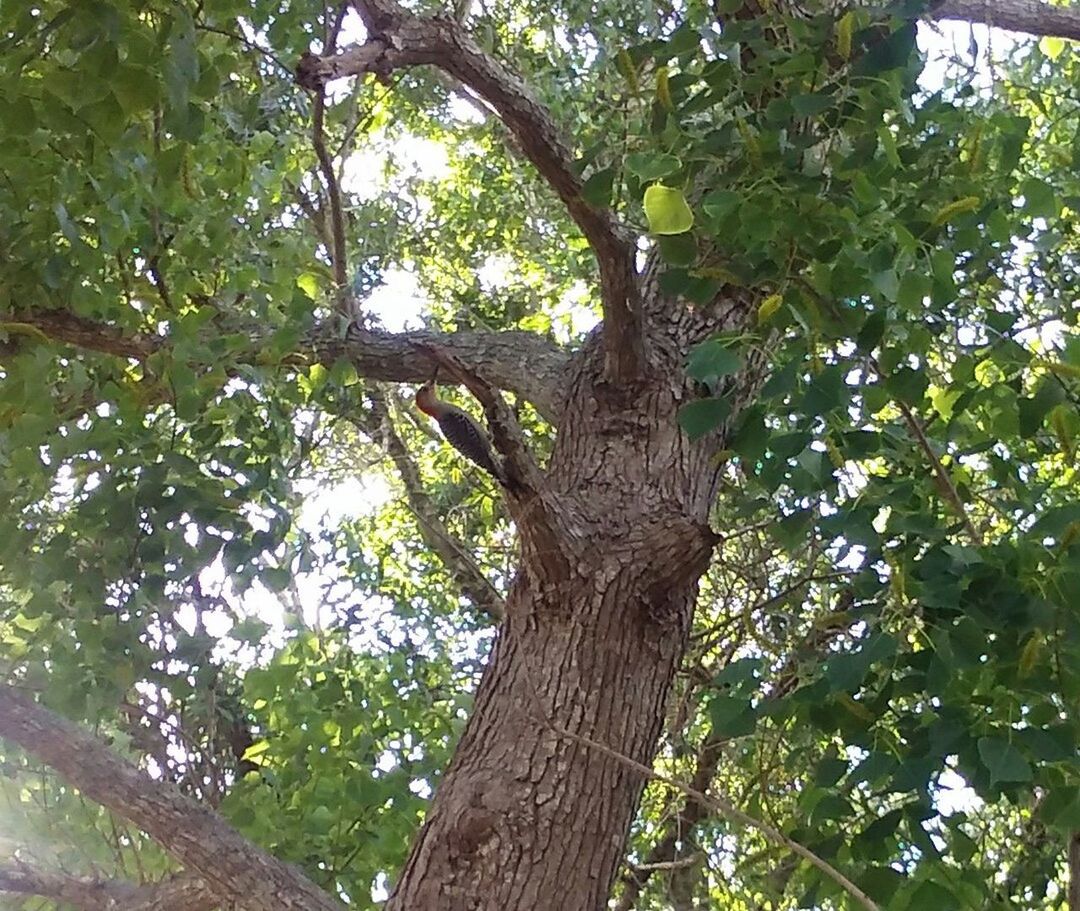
[[2, 0, 1080, 908]]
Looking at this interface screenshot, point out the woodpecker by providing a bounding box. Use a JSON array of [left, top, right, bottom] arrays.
[[414, 382, 515, 489]]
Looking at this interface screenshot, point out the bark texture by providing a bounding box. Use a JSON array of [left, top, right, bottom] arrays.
[[385, 278, 758, 910]]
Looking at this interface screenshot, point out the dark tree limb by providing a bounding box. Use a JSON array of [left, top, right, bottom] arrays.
[[411, 341, 542, 493], [412, 341, 577, 582], [4, 307, 569, 422], [308, 5, 354, 317], [930, 0, 1080, 41], [296, 0, 644, 385], [0, 685, 343, 911], [353, 388, 506, 621], [0, 862, 217, 911], [2, 310, 160, 360]]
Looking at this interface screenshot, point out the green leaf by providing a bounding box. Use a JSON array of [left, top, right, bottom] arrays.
[[803, 366, 848, 416], [708, 693, 757, 738], [643, 185, 694, 235], [582, 166, 616, 207], [625, 152, 681, 180], [885, 367, 928, 405], [791, 92, 833, 116], [1020, 178, 1058, 219], [687, 340, 742, 385], [678, 398, 730, 441], [658, 233, 697, 266], [896, 272, 930, 310], [909, 880, 960, 911], [977, 737, 1033, 785]]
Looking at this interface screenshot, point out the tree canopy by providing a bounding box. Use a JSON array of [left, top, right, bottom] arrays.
[[1, 0, 1080, 909]]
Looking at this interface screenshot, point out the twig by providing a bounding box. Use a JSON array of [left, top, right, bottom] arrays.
[[194, 22, 294, 74], [534, 708, 881, 911], [870, 357, 981, 545], [895, 398, 982, 545], [352, 388, 506, 620]]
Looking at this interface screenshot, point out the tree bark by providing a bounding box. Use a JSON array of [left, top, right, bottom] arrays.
[[385, 283, 755, 909]]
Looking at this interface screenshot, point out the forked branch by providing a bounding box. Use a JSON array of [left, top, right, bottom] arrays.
[[296, 0, 644, 383]]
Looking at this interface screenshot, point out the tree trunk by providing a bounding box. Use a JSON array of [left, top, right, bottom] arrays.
[[388, 288, 752, 910]]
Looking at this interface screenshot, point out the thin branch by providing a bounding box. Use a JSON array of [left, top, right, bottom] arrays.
[[0, 685, 343, 911], [296, 0, 644, 383], [308, 4, 353, 317], [194, 22, 294, 74], [930, 0, 1080, 41], [616, 602, 857, 910], [532, 706, 881, 911], [870, 358, 981, 545], [895, 398, 983, 546], [354, 388, 506, 620]]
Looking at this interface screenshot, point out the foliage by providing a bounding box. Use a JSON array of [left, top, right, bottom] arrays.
[[0, 0, 1078, 909]]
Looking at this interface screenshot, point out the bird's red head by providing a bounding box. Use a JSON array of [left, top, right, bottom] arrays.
[[415, 382, 439, 416]]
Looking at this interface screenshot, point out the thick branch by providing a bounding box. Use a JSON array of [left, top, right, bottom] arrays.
[[0, 863, 217, 911], [327, 326, 567, 422], [414, 341, 577, 581], [297, 0, 644, 383], [4, 310, 160, 360], [309, 6, 353, 316], [412, 341, 542, 493], [7, 307, 569, 423], [0, 685, 342, 911], [930, 0, 1080, 41], [354, 390, 506, 621]]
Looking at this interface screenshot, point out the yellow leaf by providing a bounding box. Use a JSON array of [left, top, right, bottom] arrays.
[[931, 196, 980, 227], [1018, 632, 1044, 677], [643, 184, 694, 235], [242, 740, 271, 762], [656, 66, 673, 112], [1040, 35, 1066, 60], [296, 272, 320, 299], [615, 49, 639, 93], [836, 11, 856, 60], [757, 293, 782, 324]]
